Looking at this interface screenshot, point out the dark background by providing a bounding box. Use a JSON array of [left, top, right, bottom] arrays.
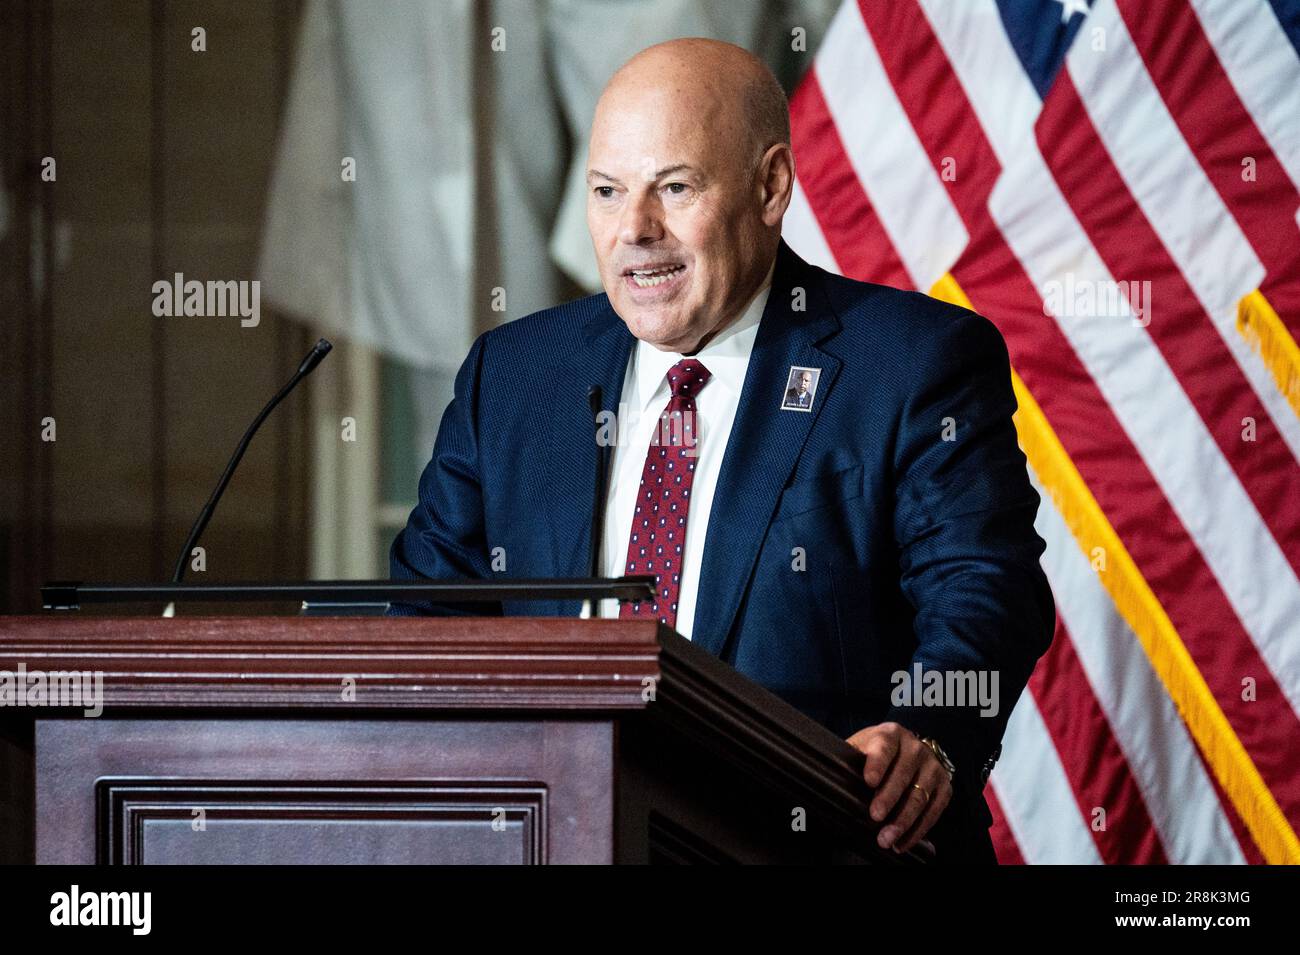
[[2, 0, 310, 613]]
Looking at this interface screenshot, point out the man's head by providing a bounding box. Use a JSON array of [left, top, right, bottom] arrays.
[[797, 371, 811, 393], [586, 39, 795, 354]]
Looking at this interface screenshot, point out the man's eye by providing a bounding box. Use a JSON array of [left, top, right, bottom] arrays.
[[593, 186, 615, 199], [664, 182, 689, 195]]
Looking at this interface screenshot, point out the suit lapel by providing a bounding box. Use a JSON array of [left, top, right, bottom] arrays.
[[544, 299, 636, 615], [690, 241, 842, 658]]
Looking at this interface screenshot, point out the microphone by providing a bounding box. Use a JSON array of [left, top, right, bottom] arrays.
[[170, 338, 333, 586], [584, 385, 609, 617], [587, 385, 609, 578]]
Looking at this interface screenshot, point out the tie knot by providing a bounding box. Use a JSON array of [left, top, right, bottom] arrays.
[[667, 359, 711, 399]]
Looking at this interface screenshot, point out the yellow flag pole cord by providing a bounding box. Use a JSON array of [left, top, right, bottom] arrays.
[[1237, 289, 1300, 422]]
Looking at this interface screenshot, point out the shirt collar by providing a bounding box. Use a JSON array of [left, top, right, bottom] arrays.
[[630, 259, 776, 415]]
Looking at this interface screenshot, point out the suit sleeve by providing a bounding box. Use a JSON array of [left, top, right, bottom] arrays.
[[884, 306, 1055, 800], [387, 331, 502, 617]]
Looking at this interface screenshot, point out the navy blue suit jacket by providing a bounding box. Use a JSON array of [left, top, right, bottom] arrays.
[[390, 239, 1055, 860]]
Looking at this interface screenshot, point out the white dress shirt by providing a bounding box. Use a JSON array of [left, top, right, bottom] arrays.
[[585, 262, 775, 639]]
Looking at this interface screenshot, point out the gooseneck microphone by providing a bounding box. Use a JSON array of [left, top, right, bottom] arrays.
[[587, 385, 609, 582], [170, 338, 333, 584]]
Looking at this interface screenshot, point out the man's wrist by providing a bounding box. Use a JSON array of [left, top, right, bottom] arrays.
[[920, 736, 956, 780]]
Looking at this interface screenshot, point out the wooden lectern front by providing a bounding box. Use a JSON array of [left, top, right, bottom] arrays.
[[0, 616, 926, 865]]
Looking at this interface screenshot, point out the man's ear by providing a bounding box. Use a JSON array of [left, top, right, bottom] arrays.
[[759, 143, 795, 227]]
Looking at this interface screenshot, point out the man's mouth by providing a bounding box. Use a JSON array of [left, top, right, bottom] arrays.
[[625, 263, 687, 288]]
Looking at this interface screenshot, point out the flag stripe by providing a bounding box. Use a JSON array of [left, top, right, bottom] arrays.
[[989, 97, 1298, 717], [788, 75, 910, 288], [1190, 0, 1300, 190], [959, 256, 1300, 861], [1117, 0, 1300, 420], [984, 785, 1027, 864], [783, 178, 842, 276], [992, 689, 1106, 864], [1014, 360, 1300, 863], [1029, 464, 1248, 863], [1185, 715, 1269, 865], [1029, 616, 1170, 863], [814, 1, 968, 289], [1122, 0, 1300, 317], [1067, 1, 1300, 467], [1038, 72, 1300, 721]]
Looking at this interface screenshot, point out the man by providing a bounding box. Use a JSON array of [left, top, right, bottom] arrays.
[[390, 39, 1055, 863], [784, 369, 814, 409]]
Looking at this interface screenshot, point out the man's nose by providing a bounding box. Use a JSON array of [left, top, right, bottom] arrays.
[[617, 190, 664, 245]]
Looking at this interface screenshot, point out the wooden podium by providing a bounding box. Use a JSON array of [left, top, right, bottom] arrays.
[[0, 616, 928, 865]]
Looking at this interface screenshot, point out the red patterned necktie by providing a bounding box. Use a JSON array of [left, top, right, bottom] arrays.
[[620, 358, 713, 629]]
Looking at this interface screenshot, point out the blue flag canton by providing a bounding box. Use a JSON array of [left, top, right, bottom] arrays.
[[996, 0, 1094, 99]]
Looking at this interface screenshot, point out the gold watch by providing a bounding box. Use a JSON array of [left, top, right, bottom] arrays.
[[920, 737, 956, 780]]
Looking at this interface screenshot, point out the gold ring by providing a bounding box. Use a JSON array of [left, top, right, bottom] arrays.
[[911, 783, 931, 804]]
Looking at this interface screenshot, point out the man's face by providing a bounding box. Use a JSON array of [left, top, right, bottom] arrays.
[[586, 84, 768, 354], [798, 372, 811, 393]]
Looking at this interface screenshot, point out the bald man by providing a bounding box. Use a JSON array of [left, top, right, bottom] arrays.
[[391, 39, 1055, 864]]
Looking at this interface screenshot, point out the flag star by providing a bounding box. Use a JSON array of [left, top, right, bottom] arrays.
[[1053, 0, 1089, 23]]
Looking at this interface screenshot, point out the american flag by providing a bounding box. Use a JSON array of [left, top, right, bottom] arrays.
[[782, 0, 1300, 864]]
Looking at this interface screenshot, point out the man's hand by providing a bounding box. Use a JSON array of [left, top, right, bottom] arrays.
[[846, 722, 953, 853]]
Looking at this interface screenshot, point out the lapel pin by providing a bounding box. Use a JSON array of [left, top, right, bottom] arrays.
[[780, 365, 821, 412]]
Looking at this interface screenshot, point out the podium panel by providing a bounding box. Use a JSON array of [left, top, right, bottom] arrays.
[[39, 719, 609, 864]]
